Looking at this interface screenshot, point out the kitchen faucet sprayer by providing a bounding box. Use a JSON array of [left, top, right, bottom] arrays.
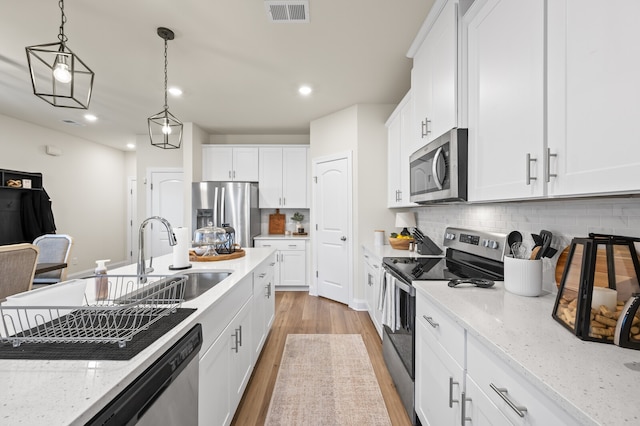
[[137, 216, 177, 283]]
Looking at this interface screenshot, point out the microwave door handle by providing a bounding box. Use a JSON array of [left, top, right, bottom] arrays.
[[432, 146, 445, 190]]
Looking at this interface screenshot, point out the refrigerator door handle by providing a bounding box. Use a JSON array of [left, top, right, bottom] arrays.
[[213, 187, 220, 227], [220, 186, 226, 225]]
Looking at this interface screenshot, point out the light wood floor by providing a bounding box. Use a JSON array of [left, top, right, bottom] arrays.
[[231, 291, 412, 425]]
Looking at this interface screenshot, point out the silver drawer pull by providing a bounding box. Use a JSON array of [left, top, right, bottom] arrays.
[[461, 392, 472, 425], [258, 273, 266, 278], [490, 383, 528, 417], [449, 377, 459, 408], [423, 315, 439, 328]]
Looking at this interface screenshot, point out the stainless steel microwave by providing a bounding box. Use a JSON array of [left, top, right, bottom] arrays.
[[409, 128, 468, 204]]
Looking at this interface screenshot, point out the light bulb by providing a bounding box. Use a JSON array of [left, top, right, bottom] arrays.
[[162, 123, 172, 135], [53, 55, 72, 83]]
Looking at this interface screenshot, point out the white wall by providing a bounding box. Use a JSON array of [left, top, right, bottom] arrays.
[[210, 134, 310, 145], [310, 104, 396, 304], [0, 113, 127, 275], [412, 197, 640, 293]]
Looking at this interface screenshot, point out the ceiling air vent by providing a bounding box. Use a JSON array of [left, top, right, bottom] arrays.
[[265, 0, 309, 23]]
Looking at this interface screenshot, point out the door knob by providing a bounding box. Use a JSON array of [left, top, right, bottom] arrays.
[[340, 236, 347, 241]]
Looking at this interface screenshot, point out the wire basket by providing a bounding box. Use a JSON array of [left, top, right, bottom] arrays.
[[0, 275, 187, 348]]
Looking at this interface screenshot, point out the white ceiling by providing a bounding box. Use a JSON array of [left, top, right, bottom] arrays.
[[0, 0, 433, 151]]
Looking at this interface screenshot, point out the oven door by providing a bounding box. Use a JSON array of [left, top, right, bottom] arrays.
[[381, 266, 419, 425]]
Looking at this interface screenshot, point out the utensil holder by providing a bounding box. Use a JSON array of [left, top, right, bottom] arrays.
[[504, 256, 543, 297]]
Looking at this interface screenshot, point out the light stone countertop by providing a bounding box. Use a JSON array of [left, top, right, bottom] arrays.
[[413, 280, 640, 426], [0, 247, 275, 425]]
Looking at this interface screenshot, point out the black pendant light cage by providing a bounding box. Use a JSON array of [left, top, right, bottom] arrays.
[[552, 233, 640, 347], [148, 27, 183, 149], [25, 0, 94, 109]]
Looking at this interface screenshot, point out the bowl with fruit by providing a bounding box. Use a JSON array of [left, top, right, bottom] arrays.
[[388, 232, 414, 250]]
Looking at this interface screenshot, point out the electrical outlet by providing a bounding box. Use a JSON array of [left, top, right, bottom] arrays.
[[71, 257, 78, 265]]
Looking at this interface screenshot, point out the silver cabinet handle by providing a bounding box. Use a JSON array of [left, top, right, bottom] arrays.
[[238, 325, 243, 347], [526, 153, 537, 185], [265, 283, 271, 298], [546, 147, 557, 182], [279, 197, 282, 206], [228, 170, 232, 179], [423, 315, 439, 328], [233, 170, 236, 179], [231, 329, 239, 353], [449, 377, 459, 408], [259, 273, 266, 278], [270, 262, 276, 266], [490, 383, 528, 417], [340, 236, 347, 241], [364, 255, 369, 259], [283, 197, 286, 206], [421, 118, 431, 138], [461, 392, 472, 425], [373, 265, 379, 269]]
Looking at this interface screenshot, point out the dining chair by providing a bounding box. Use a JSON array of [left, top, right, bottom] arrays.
[[32, 234, 74, 284], [0, 243, 39, 300]]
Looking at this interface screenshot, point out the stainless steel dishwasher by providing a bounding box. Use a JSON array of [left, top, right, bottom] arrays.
[[87, 323, 203, 426]]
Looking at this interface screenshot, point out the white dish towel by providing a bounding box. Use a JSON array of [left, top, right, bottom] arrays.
[[380, 271, 399, 331]]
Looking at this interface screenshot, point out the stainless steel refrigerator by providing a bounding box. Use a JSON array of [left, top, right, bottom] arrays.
[[192, 182, 260, 247]]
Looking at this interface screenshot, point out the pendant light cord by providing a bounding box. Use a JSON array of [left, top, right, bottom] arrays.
[[57, 0, 68, 44], [163, 38, 169, 110]]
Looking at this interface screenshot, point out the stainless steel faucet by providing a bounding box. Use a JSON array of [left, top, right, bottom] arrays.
[[138, 216, 178, 282]]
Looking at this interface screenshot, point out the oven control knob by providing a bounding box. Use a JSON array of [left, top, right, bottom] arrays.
[[482, 239, 489, 247], [488, 240, 499, 249], [445, 232, 456, 241]]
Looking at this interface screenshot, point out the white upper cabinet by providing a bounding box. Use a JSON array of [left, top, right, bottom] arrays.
[[411, 0, 458, 144], [465, 0, 545, 202], [258, 146, 308, 208], [387, 92, 417, 208], [547, 0, 640, 197], [202, 146, 259, 182], [465, 0, 640, 202]]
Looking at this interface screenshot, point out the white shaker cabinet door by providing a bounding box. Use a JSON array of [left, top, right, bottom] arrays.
[[547, 0, 640, 197], [466, 0, 545, 201], [232, 147, 259, 182], [282, 147, 308, 208], [202, 146, 233, 181], [258, 147, 283, 208]]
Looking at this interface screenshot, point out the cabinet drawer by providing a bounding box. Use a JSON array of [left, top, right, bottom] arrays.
[[254, 239, 305, 251], [416, 291, 465, 368], [199, 276, 253, 355], [467, 335, 580, 425]]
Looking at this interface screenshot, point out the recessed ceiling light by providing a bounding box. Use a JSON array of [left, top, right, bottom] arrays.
[[126, 143, 136, 150], [168, 87, 183, 96], [84, 114, 97, 122], [298, 85, 312, 96]]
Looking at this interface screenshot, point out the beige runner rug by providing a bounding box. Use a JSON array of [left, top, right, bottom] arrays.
[[265, 334, 392, 426]]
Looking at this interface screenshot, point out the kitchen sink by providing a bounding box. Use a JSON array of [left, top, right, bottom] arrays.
[[116, 271, 232, 304], [177, 271, 232, 301]]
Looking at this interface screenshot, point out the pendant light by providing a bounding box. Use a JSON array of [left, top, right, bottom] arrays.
[[25, 0, 94, 109], [148, 27, 183, 149]]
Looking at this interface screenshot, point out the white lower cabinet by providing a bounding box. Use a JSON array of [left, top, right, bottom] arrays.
[[252, 255, 276, 359], [198, 264, 275, 426], [416, 291, 465, 426], [199, 295, 253, 426], [416, 290, 582, 426], [466, 334, 581, 426], [254, 239, 307, 288], [363, 249, 383, 338]]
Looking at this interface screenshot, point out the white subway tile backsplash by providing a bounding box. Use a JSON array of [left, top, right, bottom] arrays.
[[412, 196, 640, 293]]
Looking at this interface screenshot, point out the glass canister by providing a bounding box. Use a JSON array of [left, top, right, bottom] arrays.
[[552, 234, 640, 345]]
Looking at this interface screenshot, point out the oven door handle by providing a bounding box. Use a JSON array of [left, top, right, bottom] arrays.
[[383, 266, 416, 296]]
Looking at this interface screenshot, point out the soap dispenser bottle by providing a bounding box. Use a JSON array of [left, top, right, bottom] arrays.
[[95, 259, 111, 301]]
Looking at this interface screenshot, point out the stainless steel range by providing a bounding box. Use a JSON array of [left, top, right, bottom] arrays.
[[381, 226, 507, 425]]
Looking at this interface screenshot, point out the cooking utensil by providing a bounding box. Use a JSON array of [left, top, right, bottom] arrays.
[[507, 231, 523, 255], [511, 242, 528, 259], [537, 230, 553, 259], [530, 246, 541, 260], [268, 209, 285, 234], [447, 278, 495, 288]]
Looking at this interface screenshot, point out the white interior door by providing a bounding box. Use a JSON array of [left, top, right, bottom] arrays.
[[150, 170, 184, 258], [314, 156, 352, 305]]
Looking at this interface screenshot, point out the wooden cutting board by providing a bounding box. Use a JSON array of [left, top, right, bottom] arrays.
[[269, 209, 285, 234]]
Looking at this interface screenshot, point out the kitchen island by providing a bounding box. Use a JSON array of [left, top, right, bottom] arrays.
[[414, 280, 640, 425], [0, 247, 275, 425]]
